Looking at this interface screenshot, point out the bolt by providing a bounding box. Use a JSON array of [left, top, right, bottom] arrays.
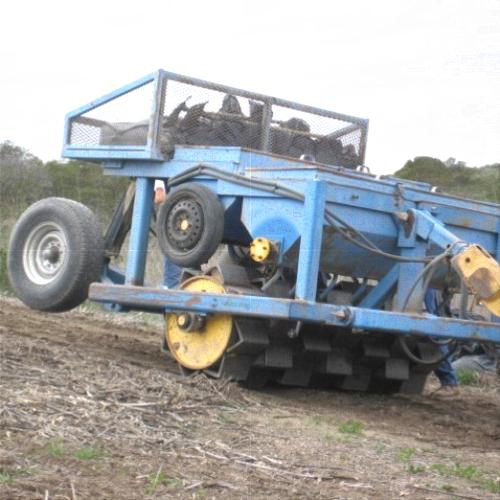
[[333, 310, 346, 320], [177, 314, 188, 327]]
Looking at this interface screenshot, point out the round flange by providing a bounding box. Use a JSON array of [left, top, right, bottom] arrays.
[[166, 198, 204, 250], [165, 276, 233, 370], [249, 237, 273, 263], [22, 221, 68, 285]]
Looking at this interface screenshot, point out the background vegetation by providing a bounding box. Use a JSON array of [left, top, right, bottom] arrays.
[[0, 141, 498, 291], [0, 141, 129, 291], [394, 156, 499, 203]]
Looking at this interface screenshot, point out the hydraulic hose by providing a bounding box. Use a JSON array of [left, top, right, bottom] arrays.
[[168, 164, 432, 263]]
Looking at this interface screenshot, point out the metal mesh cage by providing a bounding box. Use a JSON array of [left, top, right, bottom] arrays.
[[266, 105, 362, 167], [65, 71, 367, 167], [68, 80, 154, 148], [160, 80, 263, 152], [159, 75, 366, 167]]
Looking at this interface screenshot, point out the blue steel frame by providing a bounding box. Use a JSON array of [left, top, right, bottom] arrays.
[[89, 284, 500, 343], [63, 71, 166, 161], [88, 161, 500, 343], [62, 72, 500, 346], [86, 152, 499, 344]]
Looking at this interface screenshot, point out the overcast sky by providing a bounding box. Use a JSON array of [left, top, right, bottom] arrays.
[[1, 0, 499, 174]]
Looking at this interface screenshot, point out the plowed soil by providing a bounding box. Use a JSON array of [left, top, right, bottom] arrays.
[[1, 297, 499, 499]]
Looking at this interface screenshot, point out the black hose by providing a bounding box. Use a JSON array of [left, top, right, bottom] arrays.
[[397, 242, 464, 364], [397, 336, 458, 366]]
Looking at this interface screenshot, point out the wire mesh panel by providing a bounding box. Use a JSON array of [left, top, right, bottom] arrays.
[[267, 106, 362, 167], [64, 70, 367, 166], [68, 80, 155, 148], [159, 79, 264, 155], [159, 74, 367, 167]]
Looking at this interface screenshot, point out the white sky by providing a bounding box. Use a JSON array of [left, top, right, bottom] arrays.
[[1, 0, 499, 174]]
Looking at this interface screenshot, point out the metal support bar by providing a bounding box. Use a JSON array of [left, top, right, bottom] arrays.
[[358, 264, 399, 309], [125, 178, 154, 285], [147, 73, 167, 151], [259, 102, 272, 150], [89, 283, 500, 343], [295, 180, 327, 301], [415, 209, 465, 250], [394, 212, 426, 311]]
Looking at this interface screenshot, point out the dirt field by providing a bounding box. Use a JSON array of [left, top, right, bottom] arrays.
[[1, 297, 499, 500]]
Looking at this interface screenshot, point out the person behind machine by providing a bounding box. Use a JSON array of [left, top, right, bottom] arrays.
[[424, 288, 459, 396], [154, 180, 182, 289]]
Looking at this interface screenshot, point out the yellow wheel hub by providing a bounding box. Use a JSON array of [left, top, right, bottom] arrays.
[[165, 276, 233, 370], [249, 237, 272, 262]]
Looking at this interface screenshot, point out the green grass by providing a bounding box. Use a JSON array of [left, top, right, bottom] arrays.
[[323, 432, 336, 443], [44, 440, 106, 462], [0, 471, 12, 484], [396, 448, 425, 475], [431, 462, 479, 480], [407, 464, 425, 474], [397, 447, 416, 462], [431, 463, 500, 494], [0, 467, 37, 484], [456, 370, 479, 386], [46, 439, 69, 458], [74, 446, 106, 461], [441, 484, 455, 492], [309, 415, 327, 426], [146, 472, 182, 494], [482, 478, 500, 494], [337, 420, 364, 435]]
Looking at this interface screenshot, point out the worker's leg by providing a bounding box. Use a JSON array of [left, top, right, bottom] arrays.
[[434, 344, 458, 386], [424, 289, 459, 391], [163, 258, 182, 288]]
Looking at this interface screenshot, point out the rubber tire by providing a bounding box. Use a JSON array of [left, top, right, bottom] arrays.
[[7, 197, 104, 312], [157, 183, 224, 267]]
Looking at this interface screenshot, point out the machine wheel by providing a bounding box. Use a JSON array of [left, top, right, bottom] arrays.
[[165, 276, 234, 370], [157, 183, 224, 268], [7, 197, 104, 312]]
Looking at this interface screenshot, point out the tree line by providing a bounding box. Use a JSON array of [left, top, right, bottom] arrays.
[[394, 156, 499, 203], [0, 141, 129, 218]]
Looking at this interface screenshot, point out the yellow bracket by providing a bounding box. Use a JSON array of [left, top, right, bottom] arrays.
[[451, 245, 500, 317]]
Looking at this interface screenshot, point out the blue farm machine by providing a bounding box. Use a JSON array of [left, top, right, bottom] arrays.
[[8, 70, 500, 393]]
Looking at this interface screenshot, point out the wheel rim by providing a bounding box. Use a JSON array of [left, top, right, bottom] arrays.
[[166, 197, 204, 251], [22, 222, 68, 285], [165, 276, 233, 370]]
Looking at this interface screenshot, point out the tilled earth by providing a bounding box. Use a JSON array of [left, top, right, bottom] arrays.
[[0, 297, 499, 499]]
